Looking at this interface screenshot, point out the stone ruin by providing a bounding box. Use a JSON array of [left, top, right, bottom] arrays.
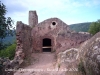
[[1, 10, 100, 75], [14, 10, 91, 66], [3, 10, 100, 75]]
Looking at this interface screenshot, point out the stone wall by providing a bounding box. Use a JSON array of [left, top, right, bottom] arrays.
[[31, 18, 91, 53], [15, 21, 32, 65], [56, 32, 91, 53], [29, 11, 38, 28], [31, 18, 70, 52]]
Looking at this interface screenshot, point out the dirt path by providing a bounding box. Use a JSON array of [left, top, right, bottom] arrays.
[[14, 53, 82, 75], [14, 53, 63, 75], [28, 53, 57, 69]]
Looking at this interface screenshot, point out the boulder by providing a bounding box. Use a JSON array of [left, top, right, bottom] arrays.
[[79, 31, 100, 75]]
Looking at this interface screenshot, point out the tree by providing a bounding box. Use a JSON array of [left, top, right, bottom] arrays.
[[0, 1, 14, 50], [88, 20, 100, 35]]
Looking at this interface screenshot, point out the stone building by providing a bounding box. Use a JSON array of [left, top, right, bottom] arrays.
[[15, 10, 91, 61]]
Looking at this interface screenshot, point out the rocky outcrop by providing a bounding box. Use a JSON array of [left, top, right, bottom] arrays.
[[57, 48, 79, 69], [0, 57, 14, 75], [57, 32, 100, 75], [79, 32, 100, 75]]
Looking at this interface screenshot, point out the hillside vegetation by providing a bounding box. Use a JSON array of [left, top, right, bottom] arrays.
[[0, 43, 16, 59], [0, 30, 16, 44], [2, 35, 16, 44], [88, 20, 100, 35], [69, 22, 91, 32]]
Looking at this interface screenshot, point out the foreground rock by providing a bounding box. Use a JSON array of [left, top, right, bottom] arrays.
[[57, 48, 79, 69], [0, 57, 14, 75], [58, 32, 100, 75], [79, 32, 100, 75]]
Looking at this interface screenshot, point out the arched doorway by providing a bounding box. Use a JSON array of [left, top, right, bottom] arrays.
[[42, 38, 51, 52]]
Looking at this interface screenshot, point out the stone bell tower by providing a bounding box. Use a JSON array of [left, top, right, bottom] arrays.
[[29, 10, 38, 28]]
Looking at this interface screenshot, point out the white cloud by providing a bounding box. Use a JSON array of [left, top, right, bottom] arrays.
[[1, 0, 100, 25]]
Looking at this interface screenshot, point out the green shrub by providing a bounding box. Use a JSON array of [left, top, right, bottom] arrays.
[[88, 20, 100, 35], [0, 43, 16, 60]]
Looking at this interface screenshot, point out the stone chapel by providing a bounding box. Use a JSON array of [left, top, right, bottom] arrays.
[[15, 10, 91, 59]]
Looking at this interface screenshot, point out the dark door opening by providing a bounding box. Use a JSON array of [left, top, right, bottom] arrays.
[[42, 38, 51, 52]]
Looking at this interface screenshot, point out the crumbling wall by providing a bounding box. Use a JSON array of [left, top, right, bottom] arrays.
[[56, 32, 91, 53], [0, 21, 33, 75], [29, 11, 38, 28], [15, 21, 32, 65]]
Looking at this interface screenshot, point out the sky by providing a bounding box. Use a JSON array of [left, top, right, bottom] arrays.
[[1, 0, 100, 26]]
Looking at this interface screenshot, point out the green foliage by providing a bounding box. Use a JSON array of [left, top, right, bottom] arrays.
[[69, 22, 91, 32], [0, 43, 16, 60], [88, 20, 100, 35], [0, 1, 15, 50], [0, 1, 14, 39]]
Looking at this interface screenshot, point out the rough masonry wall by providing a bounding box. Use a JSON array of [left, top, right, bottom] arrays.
[[31, 18, 91, 53], [31, 18, 70, 52], [56, 32, 91, 53], [29, 11, 38, 28], [15, 21, 32, 65]]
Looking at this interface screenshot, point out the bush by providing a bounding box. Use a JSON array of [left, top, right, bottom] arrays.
[[0, 43, 16, 60], [88, 20, 100, 35]]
